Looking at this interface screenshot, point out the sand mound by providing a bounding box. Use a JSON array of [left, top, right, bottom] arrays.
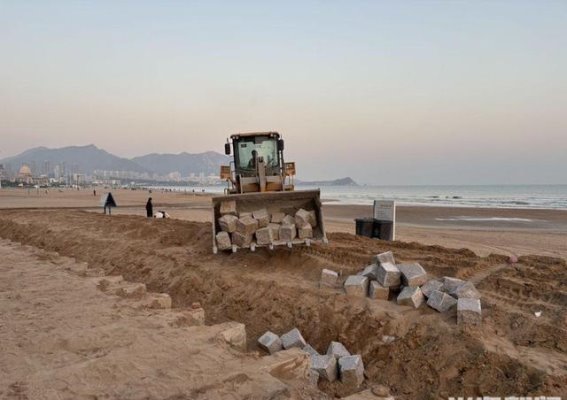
[[0, 210, 565, 399]]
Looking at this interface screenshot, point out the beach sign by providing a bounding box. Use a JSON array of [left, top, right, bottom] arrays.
[[373, 200, 396, 240]]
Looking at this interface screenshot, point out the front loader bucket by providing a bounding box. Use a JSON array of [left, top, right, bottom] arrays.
[[211, 190, 327, 253]]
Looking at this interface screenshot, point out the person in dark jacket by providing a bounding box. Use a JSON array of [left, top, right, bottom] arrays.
[[145, 197, 153, 218]]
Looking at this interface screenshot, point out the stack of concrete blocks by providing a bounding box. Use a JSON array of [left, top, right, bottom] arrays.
[[421, 276, 482, 322], [344, 275, 369, 298], [320, 268, 339, 288], [216, 201, 239, 250], [279, 215, 297, 242], [295, 208, 314, 239], [374, 252, 401, 302]]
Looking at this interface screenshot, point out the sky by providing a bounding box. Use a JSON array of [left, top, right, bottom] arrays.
[[1, 1, 566, 184]]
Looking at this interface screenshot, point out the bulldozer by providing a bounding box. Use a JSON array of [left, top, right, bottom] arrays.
[[212, 131, 327, 253]]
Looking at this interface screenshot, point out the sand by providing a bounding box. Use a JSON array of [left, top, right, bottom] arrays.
[[0, 200, 565, 399]]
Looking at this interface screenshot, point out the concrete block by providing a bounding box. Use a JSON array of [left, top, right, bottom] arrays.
[[185, 307, 205, 326], [141, 293, 172, 309], [427, 290, 458, 312], [308, 210, 318, 227], [338, 355, 364, 388], [218, 214, 238, 233], [295, 208, 311, 227], [239, 211, 252, 219], [255, 227, 274, 246], [217, 321, 247, 351], [442, 277, 466, 297], [232, 231, 253, 248], [267, 223, 280, 241], [455, 281, 481, 299], [253, 208, 270, 228], [326, 341, 351, 359], [216, 231, 232, 251], [373, 251, 396, 265], [281, 214, 296, 226], [280, 328, 307, 350], [236, 215, 259, 235], [297, 223, 313, 239], [344, 275, 369, 298], [368, 280, 389, 300], [115, 282, 147, 299], [376, 262, 401, 287], [321, 268, 339, 288], [219, 200, 237, 216], [397, 263, 428, 287], [271, 212, 285, 224], [302, 344, 319, 356], [397, 286, 424, 308], [420, 279, 443, 298], [457, 298, 482, 325], [311, 354, 338, 382], [258, 331, 283, 354], [279, 224, 297, 241], [360, 264, 379, 280]]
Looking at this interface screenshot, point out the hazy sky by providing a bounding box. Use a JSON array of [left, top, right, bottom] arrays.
[[1, 1, 566, 184]]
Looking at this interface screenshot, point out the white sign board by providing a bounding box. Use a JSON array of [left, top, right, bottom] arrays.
[[373, 200, 396, 240]]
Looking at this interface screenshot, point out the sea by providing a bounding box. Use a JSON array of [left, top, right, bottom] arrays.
[[151, 184, 567, 210]]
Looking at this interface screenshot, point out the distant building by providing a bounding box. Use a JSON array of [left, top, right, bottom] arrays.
[[17, 164, 33, 184]]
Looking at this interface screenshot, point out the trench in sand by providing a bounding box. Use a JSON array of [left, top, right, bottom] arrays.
[[0, 210, 565, 399]]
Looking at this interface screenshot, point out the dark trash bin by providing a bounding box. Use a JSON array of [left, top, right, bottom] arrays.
[[355, 218, 375, 238]]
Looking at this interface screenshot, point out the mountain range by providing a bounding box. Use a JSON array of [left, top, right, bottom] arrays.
[[0, 145, 228, 177]]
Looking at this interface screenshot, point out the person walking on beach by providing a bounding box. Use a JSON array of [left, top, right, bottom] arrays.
[[146, 197, 153, 218]]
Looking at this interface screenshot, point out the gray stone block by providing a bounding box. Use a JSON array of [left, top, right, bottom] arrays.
[[420, 279, 443, 298], [271, 212, 286, 224], [311, 354, 338, 382], [397, 286, 424, 308], [297, 223, 313, 239], [252, 208, 270, 228], [279, 224, 296, 241], [267, 223, 280, 241], [427, 290, 458, 312], [457, 298, 482, 325], [455, 281, 481, 299], [321, 268, 339, 288], [215, 231, 232, 251], [344, 275, 369, 297], [376, 262, 401, 287], [326, 341, 351, 359], [338, 355, 364, 388], [397, 263, 428, 287], [258, 331, 283, 354], [302, 344, 319, 356], [295, 208, 311, 227], [360, 264, 379, 280], [308, 210, 318, 227], [255, 227, 273, 246], [442, 277, 466, 297], [373, 251, 396, 265], [232, 231, 253, 248], [236, 215, 259, 235], [218, 214, 238, 233], [368, 280, 389, 300], [280, 328, 306, 350], [281, 214, 296, 226], [219, 200, 237, 216]]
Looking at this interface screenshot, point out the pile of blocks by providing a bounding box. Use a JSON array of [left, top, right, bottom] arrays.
[[257, 328, 365, 389], [323, 251, 482, 325], [215, 200, 318, 250]]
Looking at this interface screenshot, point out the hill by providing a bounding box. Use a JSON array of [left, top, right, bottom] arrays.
[[131, 151, 228, 176], [296, 177, 358, 186]]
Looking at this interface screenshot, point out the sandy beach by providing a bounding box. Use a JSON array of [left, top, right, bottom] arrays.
[[0, 187, 566, 398], [1, 187, 565, 258]]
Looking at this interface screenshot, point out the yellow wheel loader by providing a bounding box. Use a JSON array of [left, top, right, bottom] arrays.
[[212, 132, 327, 253]]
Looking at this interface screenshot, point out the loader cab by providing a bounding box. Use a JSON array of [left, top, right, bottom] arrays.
[[222, 131, 293, 193]]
